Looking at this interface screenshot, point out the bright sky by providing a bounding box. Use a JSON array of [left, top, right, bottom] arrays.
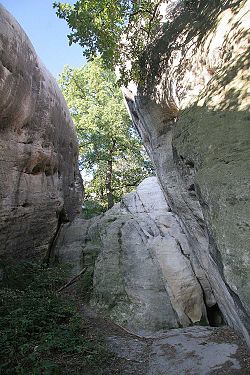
[[1, 0, 86, 78]]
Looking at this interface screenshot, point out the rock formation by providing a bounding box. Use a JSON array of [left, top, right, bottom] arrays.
[[56, 177, 222, 335], [123, 0, 250, 345], [55, 0, 250, 347], [1, 0, 249, 350], [0, 5, 82, 262]]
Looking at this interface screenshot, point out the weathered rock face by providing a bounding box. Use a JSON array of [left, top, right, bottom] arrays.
[[0, 6, 82, 261], [123, 1, 250, 345], [56, 177, 222, 335]]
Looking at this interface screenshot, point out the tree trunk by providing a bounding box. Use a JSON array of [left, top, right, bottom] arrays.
[[106, 140, 116, 209], [106, 158, 114, 209]]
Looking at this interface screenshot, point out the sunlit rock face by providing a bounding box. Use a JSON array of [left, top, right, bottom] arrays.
[[124, 1, 250, 345], [56, 177, 218, 335], [0, 6, 82, 261]]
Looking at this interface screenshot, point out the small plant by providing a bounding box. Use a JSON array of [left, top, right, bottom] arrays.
[[0, 262, 108, 374]]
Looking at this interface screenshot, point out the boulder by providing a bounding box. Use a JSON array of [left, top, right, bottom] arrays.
[[57, 177, 217, 335], [0, 5, 82, 261]]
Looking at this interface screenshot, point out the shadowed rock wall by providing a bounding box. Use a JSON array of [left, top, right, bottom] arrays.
[[123, 0, 250, 345], [0, 5, 82, 261]]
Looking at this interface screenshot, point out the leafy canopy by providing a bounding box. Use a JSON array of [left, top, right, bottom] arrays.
[[53, 0, 164, 83], [58, 57, 153, 210]]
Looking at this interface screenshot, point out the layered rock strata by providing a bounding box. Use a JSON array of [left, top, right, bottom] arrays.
[[0, 6, 82, 261], [123, 0, 250, 345]]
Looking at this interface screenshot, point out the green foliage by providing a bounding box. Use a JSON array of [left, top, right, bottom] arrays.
[[58, 57, 154, 210], [53, 1, 240, 85], [0, 262, 107, 374], [82, 199, 105, 219], [53, 0, 164, 84]]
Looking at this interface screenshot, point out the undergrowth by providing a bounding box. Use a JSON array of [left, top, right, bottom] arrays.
[[0, 262, 109, 374]]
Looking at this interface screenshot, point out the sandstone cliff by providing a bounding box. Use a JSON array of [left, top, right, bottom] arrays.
[[0, 6, 82, 262], [123, 0, 250, 345]]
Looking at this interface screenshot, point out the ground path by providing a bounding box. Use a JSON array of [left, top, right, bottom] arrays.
[[77, 302, 250, 375]]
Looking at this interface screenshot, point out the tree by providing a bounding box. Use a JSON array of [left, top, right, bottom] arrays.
[[53, 0, 164, 84], [58, 57, 153, 210]]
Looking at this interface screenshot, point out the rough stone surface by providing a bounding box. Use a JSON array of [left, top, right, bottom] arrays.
[[123, 0, 250, 345], [76, 297, 250, 375], [57, 177, 217, 335], [147, 327, 242, 375], [53, 218, 90, 275], [0, 5, 82, 261]]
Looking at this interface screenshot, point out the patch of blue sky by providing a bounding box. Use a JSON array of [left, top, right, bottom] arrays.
[[1, 0, 86, 78]]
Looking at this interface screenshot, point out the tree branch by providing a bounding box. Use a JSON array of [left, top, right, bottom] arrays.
[[57, 267, 87, 292]]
